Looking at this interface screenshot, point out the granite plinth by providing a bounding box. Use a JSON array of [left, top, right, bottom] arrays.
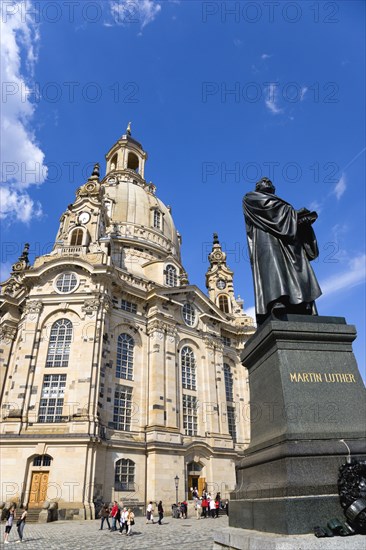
[[230, 316, 366, 535]]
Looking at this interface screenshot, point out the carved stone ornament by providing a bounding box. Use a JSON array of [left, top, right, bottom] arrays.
[[23, 300, 43, 315], [0, 325, 17, 343], [82, 298, 100, 314], [147, 319, 168, 337], [3, 276, 23, 296], [77, 180, 101, 198]]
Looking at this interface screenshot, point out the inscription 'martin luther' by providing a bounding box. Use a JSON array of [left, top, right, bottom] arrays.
[[290, 372, 356, 383]]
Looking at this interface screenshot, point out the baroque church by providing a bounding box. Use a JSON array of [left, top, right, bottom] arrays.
[[0, 128, 255, 519]]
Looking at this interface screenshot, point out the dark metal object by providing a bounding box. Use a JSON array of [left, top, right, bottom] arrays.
[[338, 459, 366, 534], [243, 177, 322, 324], [174, 475, 179, 508]]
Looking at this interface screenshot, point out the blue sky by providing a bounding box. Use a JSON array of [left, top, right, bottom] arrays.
[[1, 0, 365, 379]]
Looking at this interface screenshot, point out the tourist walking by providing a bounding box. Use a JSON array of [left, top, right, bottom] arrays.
[[119, 507, 128, 534], [4, 504, 16, 544], [201, 496, 208, 518], [146, 501, 154, 524], [157, 501, 164, 524], [98, 503, 110, 530], [110, 500, 120, 531], [210, 497, 216, 518], [126, 508, 135, 535], [16, 506, 27, 542]]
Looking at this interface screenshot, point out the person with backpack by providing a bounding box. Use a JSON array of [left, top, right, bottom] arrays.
[[4, 504, 16, 544]]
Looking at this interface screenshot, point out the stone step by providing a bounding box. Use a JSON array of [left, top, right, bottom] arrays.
[[25, 508, 43, 522]]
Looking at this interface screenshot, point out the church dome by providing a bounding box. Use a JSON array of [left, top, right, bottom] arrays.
[[102, 128, 182, 265]]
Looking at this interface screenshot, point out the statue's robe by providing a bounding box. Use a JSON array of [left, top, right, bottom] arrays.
[[243, 190, 322, 316]]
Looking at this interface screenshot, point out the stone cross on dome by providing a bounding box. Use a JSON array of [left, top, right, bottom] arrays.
[[126, 121, 132, 135]]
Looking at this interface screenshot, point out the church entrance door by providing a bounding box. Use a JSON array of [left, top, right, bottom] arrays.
[[29, 471, 49, 507]]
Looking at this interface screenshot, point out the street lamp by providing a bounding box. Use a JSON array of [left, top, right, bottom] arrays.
[[174, 475, 179, 505]]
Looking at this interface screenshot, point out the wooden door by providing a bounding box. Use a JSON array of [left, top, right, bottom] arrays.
[[29, 472, 49, 507], [198, 477, 206, 497]]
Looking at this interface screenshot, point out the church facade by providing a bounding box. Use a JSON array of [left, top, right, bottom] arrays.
[[0, 129, 254, 519]]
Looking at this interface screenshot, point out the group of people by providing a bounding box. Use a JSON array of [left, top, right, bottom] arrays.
[[98, 501, 135, 535], [191, 489, 229, 519], [2, 504, 27, 544], [146, 501, 164, 525]]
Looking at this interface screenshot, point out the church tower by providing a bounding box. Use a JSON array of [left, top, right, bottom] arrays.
[[0, 127, 254, 520]]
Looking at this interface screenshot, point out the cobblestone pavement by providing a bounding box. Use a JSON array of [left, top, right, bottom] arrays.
[[1, 514, 229, 549]]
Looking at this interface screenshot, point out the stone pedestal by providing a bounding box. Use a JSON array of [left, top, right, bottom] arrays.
[[229, 315, 366, 535]]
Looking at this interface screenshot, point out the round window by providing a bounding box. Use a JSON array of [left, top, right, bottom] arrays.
[[182, 303, 196, 327], [55, 272, 78, 293]]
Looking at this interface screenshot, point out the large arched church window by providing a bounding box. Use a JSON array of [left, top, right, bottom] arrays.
[[224, 363, 236, 442], [165, 264, 178, 287], [116, 333, 134, 380], [223, 363, 234, 401], [46, 319, 73, 367], [115, 459, 135, 491], [181, 346, 196, 390]]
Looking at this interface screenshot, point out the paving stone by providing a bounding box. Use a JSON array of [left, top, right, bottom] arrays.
[[1, 513, 228, 549]]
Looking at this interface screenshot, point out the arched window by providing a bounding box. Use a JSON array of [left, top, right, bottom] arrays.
[[223, 363, 234, 402], [110, 153, 118, 171], [181, 346, 196, 390], [115, 459, 135, 491], [127, 152, 139, 172], [218, 295, 230, 313], [70, 228, 83, 246], [46, 319, 73, 367], [116, 334, 134, 380], [224, 363, 236, 441], [165, 264, 178, 287], [33, 454, 52, 467], [153, 210, 161, 229], [182, 303, 196, 326]]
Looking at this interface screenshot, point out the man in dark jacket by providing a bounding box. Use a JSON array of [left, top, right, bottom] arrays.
[[243, 177, 322, 324]]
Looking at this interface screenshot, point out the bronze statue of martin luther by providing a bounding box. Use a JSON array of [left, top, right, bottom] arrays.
[[243, 177, 322, 325]]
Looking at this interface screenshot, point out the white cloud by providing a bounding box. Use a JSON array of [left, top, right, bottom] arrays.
[[109, 0, 162, 29], [0, 187, 42, 223], [319, 254, 366, 299], [333, 174, 347, 200], [261, 53, 271, 60], [0, 0, 47, 223], [300, 86, 307, 101], [245, 305, 256, 322], [265, 83, 283, 114]]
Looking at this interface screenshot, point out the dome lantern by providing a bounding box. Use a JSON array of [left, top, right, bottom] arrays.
[[105, 123, 148, 179]]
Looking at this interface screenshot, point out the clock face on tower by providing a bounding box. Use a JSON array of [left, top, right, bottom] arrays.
[[78, 211, 90, 224], [216, 279, 226, 290]]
